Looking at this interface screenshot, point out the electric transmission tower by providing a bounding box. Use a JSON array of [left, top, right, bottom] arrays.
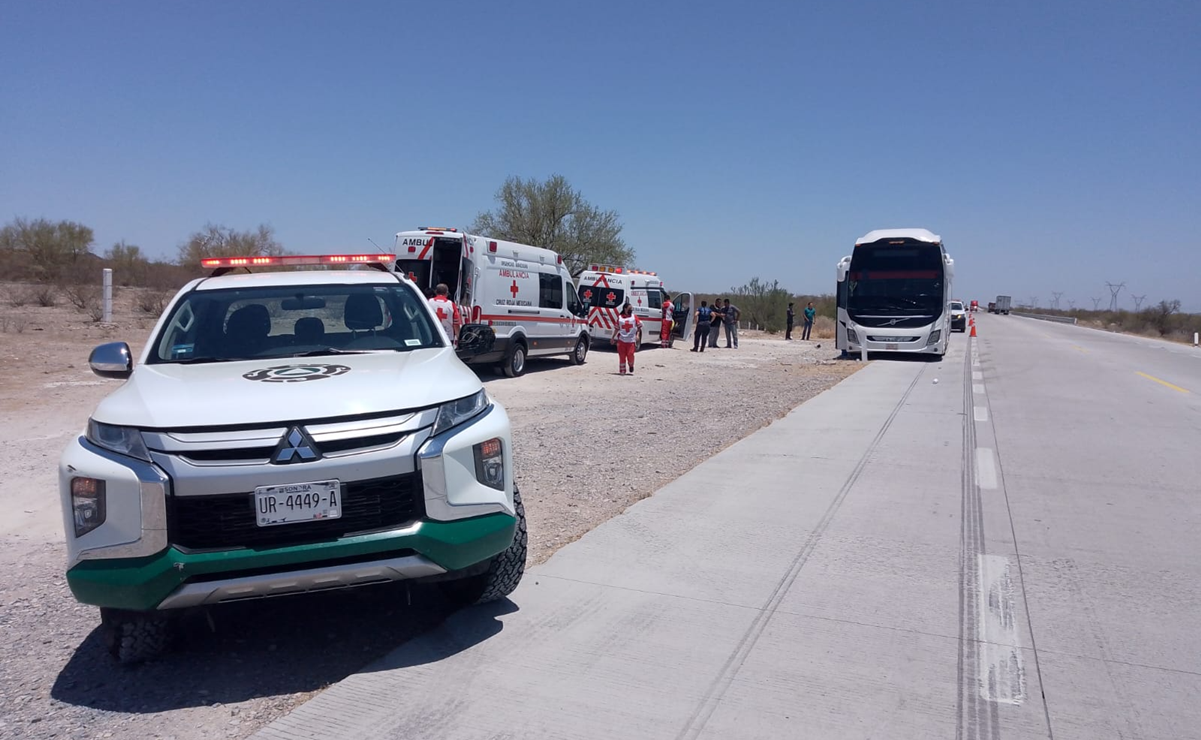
[[1051, 292, 1064, 310], [1091, 297, 1102, 311], [1067, 299, 1076, 310], [1132, 294, 1147, 311], [1105, 282, 1125, 311], [1029, 295, 1038, 309]]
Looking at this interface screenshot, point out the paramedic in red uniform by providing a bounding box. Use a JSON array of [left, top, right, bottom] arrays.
[[428, 283, 462, 344], [660, 293, 674, 348], [611, 303, 642, 375]]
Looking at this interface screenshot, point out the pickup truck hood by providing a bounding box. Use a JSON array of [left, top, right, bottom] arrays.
[[92, 349, 481, 429]]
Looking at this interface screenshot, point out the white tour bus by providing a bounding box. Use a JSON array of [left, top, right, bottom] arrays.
[[393, 227, 590, 376], [575, 265, 694, 350], [835, 228, 954, 358]]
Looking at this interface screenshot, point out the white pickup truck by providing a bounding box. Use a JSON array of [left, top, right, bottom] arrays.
[[59, 253, 527, 662]]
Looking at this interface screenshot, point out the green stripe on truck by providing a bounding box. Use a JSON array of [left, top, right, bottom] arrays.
[[67, 514, 517, 611]]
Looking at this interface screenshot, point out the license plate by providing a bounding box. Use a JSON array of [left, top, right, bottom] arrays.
[[885, 343, 899, 351], [254, 480, 341, 527]]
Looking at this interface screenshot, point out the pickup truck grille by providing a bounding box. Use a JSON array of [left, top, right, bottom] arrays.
[[168, 473, 424, 551]]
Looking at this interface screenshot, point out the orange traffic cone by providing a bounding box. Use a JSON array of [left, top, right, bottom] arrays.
[[970, 323, 977, 337]]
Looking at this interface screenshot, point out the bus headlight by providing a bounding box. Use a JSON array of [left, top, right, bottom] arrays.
[[846, 326, 859, 343], [926, 330, 942, 346]]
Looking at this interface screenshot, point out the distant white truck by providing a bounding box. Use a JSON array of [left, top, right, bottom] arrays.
[[994, 295, 1012, 315]]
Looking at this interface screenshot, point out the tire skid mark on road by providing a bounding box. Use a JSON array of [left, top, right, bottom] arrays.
[[968, 336, 1058, 740], [958, 340, 1004, 740], [676, 366, 927, 740]]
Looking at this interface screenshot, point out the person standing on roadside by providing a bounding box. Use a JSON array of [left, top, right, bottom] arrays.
[[660, 292, 674, 348], [723, 298, 740, 348], [708, 299, 724, 348], [691, 300, 713, 352], [428, 283, 462, 344], [802, 301, 816, 340], [786, 303, 795, 340], [611, 303, 642, 375]]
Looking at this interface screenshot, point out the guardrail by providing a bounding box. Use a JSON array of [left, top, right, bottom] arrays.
[[1010, 311, 1078, 325]]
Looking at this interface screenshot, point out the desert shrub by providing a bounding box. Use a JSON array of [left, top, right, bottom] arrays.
[[32, 283, 58, 307], [137, 289, 170, 316], [62, 281, 101, 312]]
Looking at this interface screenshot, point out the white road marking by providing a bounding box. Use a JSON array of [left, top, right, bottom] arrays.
[[973, 384, 985, 395], [974, 407, 989, 422], [977, 554, 1027, 705], [975, 448, 998, 489], [972, 371, 983, 380]]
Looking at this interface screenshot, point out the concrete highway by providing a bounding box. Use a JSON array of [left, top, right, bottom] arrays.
[[254, 314, 1201, 740]]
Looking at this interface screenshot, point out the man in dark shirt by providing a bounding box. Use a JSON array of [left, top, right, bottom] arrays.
[[786, 303, 795, 340], [723, 298, 740, 348], [708, 300, 724, 348]]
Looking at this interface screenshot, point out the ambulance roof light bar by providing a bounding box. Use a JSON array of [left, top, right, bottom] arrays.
[[418, 227, 458, 234], [588, 264, 656, 276], [201, 253, 396, 277]]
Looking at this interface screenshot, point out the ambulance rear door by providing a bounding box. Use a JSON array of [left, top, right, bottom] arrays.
[[670, 291, 694, 340]]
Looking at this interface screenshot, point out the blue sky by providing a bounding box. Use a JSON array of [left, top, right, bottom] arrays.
[[2, 0, 1199, 309]]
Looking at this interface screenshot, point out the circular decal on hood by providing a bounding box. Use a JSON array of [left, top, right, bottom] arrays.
[[242, 364, 351, 383]]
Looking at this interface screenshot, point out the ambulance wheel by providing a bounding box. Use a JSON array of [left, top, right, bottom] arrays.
[[503, 342, 527, 378], [569, 336, 588, 365]]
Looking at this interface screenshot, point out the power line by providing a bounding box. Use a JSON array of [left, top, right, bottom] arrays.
[[1105, 282, 1125, 312], [1131, 294, 1147, 311]]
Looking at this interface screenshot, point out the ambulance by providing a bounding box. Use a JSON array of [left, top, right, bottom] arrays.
[[576, 265, 694, 350], [393, 228, 590, 377]]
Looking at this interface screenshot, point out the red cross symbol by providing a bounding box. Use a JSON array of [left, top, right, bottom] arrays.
[[606, 292, 616, 303], [637, 296, 643, 306], [436, 306, 448, 320], [510, 280, 519, 298], [583, 289, 593, 300]]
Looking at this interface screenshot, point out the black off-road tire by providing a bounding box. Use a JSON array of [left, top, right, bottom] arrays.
[[442, 487, 528, 606], [569, 336, 589, 365], [101, 607, 172, 664], [503, 342, 527, 378]]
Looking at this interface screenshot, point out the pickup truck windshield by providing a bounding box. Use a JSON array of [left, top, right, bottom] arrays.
[[147, 282, 442, 364]]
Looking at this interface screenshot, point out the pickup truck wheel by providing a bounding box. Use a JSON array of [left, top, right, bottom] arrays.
[[101, 607, 172, 664], [569, 336, 588, 365], [442, 486, 528, 606], [503, 343, 527, 378]]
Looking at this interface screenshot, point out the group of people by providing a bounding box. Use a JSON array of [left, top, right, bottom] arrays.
[[786, 301, 817, 341], [689, 298, 741, 353]]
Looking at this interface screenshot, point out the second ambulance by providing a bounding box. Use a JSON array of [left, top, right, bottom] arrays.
[[576, 265, 693, 350]]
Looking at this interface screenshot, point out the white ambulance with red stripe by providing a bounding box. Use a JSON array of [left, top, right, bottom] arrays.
[[393, 228, 590, 377], [576, 265, 694, 350]]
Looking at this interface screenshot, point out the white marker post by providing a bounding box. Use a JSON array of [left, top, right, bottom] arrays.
[[102, 268, 113, 324], [1194, 332, 1199, 348]]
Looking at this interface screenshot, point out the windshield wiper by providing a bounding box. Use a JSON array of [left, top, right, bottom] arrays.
[[289, 348, 371, 357], [174, 356, 247, 364]]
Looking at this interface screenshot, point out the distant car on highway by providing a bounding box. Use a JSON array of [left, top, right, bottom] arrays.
[[950, 300, 967, 332], [58, 253, 527, 663]]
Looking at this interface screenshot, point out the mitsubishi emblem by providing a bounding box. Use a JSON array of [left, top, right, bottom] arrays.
[[274, 427, 320, 464]]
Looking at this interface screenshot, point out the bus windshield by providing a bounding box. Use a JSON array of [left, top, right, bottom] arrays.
[[847, 243, 945, 315]]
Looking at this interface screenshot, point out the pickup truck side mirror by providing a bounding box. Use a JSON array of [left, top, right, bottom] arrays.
[[89, 342, 133, 380]]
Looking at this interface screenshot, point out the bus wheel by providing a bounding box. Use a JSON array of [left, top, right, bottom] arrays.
[[569, 336, 588, 365], [503, 343, 527, 378]]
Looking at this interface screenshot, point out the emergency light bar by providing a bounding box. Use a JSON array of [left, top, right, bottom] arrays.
[[588, 265, 657, 276], [201, 253, 396, 276]]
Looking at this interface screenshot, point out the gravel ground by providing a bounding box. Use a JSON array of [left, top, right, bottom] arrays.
[[0, 295, 856, 740]]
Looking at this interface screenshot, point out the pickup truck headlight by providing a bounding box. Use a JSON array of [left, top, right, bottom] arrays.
[[86, 419, 151, 462], [432, 389, 490, 436]]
